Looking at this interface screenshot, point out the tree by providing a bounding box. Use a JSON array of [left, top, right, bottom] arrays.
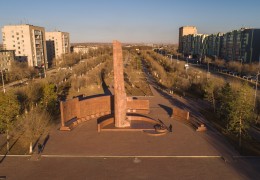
[[8, 61, 38, 82], [227, 83, 254, 147], [41, 83, 58, 116], [204, 80, 216, 112], [227, 61, 242, 73], [217, 83, 235, 126], [26, 82, 44, 108], [17, 107, 50, 154], [71, 77, 86, 92], [204, 79, 223, 112], [0, 91, 20, 151], [47, 70, 71, 93], [214, 58, 225, 68]]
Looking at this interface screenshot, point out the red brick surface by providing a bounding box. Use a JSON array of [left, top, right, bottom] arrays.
[[127, 99, 149, 111], [60, 96, 112, 130], [171, 107, 189, 120], [60, 95, 150, 130], [79, 96, 111, 118]]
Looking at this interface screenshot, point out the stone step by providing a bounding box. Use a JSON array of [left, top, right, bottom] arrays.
[[143, 130, 168, 136]]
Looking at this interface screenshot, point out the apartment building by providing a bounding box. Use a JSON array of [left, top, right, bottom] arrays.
[[45, 31, 70, 67], [182, 34, 208, 57], [204, 33, 223, 57], [72, 45, 95, 54], [1, 24, 47, 68], [178, 26, 197, 53], [180, 27, 260, 63], [194, 34, 208, 56], [0, 50, 15, 71]]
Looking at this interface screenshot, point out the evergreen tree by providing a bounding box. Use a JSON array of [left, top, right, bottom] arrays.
[[227, 83, 254, 147], [217, 83, 234, 126], [204, 80, 216, 112]]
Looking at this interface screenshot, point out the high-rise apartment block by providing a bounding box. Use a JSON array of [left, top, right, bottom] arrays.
[[0, 50, 15, 71], [1, 24, 47, 68], [178, 26, 197, 53], [45, 31, 70, 67], [180, 27, 260, 63]]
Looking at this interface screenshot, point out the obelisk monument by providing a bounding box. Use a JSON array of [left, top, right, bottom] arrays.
[[113, 40, 130, 128]]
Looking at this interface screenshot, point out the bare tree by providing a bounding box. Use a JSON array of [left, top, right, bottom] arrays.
[[17, 107, 50, 154], [214, 58, 225, 68]]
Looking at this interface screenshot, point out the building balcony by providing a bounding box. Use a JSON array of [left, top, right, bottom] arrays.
[[34, 31, 42, 36]]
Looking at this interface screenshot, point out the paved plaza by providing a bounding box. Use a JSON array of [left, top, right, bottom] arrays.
[[1, 85, 260, 179]]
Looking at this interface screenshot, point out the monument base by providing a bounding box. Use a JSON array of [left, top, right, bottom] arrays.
[[97, 115, 167, 135], [115, 118, 131, 128]]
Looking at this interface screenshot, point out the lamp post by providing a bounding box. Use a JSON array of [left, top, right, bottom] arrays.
[[1, 69, 6, 93], [205, 55, 209, 72], [254, 73, 259, 110], [254, 55, 260, 111], [199, 53, 202, 65]]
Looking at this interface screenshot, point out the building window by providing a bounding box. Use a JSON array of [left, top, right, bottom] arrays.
[[13, 45, 15, 47]]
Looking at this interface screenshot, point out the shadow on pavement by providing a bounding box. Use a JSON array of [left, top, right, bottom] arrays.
[[158, 104, 172, 117]]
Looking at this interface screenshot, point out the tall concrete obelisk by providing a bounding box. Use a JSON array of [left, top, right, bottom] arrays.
[[113, 40, 130, 128]]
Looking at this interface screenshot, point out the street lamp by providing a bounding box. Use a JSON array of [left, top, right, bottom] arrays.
[[254, 73, 259, 110], [254, 55, 260, 111], [205, 55, 209, 73], [1, 69, 6, 93]]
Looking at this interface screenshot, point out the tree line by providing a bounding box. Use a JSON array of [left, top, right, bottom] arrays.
[[141, 50, 258, 148]]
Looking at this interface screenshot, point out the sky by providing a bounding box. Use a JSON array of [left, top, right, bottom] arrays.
[[0, 0, 260, 44]]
